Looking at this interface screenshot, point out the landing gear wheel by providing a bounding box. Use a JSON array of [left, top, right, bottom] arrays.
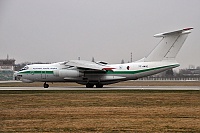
[[44, 82, 49, 88], [96, 84, 103, 88], [86, 84, 94, 88]]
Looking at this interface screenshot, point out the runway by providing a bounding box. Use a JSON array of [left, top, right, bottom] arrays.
[[0, 86, 199, 90]]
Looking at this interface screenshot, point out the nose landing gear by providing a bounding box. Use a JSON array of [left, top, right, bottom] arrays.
[[44, 82, 49, 88]]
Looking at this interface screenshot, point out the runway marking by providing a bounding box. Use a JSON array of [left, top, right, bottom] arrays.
[[0, 86, 199, 91]]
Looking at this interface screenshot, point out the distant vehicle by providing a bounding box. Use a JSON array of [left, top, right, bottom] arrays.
[[15, 28, 193, 88]]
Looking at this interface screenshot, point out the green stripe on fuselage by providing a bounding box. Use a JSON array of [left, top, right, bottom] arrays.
[[19, 71, 54, 74]]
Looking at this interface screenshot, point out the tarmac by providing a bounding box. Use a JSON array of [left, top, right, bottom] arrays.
[[0, 86, 199, 90], [0, 80, 199, 90]]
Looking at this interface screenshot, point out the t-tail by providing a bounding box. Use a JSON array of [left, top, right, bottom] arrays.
[[144, 27, 193, 62]]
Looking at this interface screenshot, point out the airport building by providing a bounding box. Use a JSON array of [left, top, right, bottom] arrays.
[[0, 58, 15, 80]]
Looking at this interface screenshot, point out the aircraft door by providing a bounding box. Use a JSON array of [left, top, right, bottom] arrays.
[[41, 71, 46, 79]]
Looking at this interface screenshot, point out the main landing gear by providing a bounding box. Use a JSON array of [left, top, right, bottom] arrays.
[[86, 83, 103, 88], [96, 84, 103, 88], [43, 82, 103, 88], [44, 82, 49, 88]]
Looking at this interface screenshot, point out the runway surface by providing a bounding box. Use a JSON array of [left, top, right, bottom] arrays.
[[0, 86, 199, 90]]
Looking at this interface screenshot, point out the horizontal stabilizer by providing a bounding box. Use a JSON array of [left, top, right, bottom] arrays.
[[154, 27, 193, 37]]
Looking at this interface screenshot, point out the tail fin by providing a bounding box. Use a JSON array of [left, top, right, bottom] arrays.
[[145, 27, 193, 62]]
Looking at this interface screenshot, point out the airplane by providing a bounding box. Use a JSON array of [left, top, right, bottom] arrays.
[[15, 27, 193, 88]]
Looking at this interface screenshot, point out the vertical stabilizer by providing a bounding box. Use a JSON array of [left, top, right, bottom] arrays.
[[145, 28, 193, 61]]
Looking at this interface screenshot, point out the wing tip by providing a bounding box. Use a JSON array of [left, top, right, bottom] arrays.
[[183, 27, 193, 31]]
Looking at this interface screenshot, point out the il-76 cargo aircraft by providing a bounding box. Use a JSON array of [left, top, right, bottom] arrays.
[[15, 27, 193, 88]]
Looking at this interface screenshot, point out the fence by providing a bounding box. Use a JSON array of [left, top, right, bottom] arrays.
[[0, 71, 14, 81], [139, 77, 200, 81]]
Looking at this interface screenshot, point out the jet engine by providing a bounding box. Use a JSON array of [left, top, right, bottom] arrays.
[[54, 70, 83, 77]]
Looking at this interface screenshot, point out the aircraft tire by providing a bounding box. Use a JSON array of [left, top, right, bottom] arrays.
[[96, 84, 103, 88], [86, 83, 94, 88], [44, 82, 49, 88]]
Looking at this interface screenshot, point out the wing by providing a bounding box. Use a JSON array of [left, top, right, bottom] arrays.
[[64, 60, 115, 71]]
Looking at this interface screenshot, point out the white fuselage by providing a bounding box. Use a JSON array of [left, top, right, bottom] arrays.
[[16, 61, 179, 85]]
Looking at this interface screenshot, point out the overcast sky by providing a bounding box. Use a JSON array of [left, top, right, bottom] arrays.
[[0, 0, 199, 69]]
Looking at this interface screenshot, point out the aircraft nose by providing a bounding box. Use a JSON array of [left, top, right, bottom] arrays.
[[14, 71, 22, 80]]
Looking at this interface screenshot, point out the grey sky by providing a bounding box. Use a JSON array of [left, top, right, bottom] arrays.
[[0, 0, 199, 69]]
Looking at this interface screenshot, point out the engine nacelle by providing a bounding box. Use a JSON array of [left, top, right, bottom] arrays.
[[54, 70, 83, 77]]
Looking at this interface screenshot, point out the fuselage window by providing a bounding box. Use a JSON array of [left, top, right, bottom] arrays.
[[20, 66, 29, 71], [127, 66, 130, 70]]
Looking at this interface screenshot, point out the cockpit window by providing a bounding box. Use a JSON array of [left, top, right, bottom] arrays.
[[19, 66, 29, 71]]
